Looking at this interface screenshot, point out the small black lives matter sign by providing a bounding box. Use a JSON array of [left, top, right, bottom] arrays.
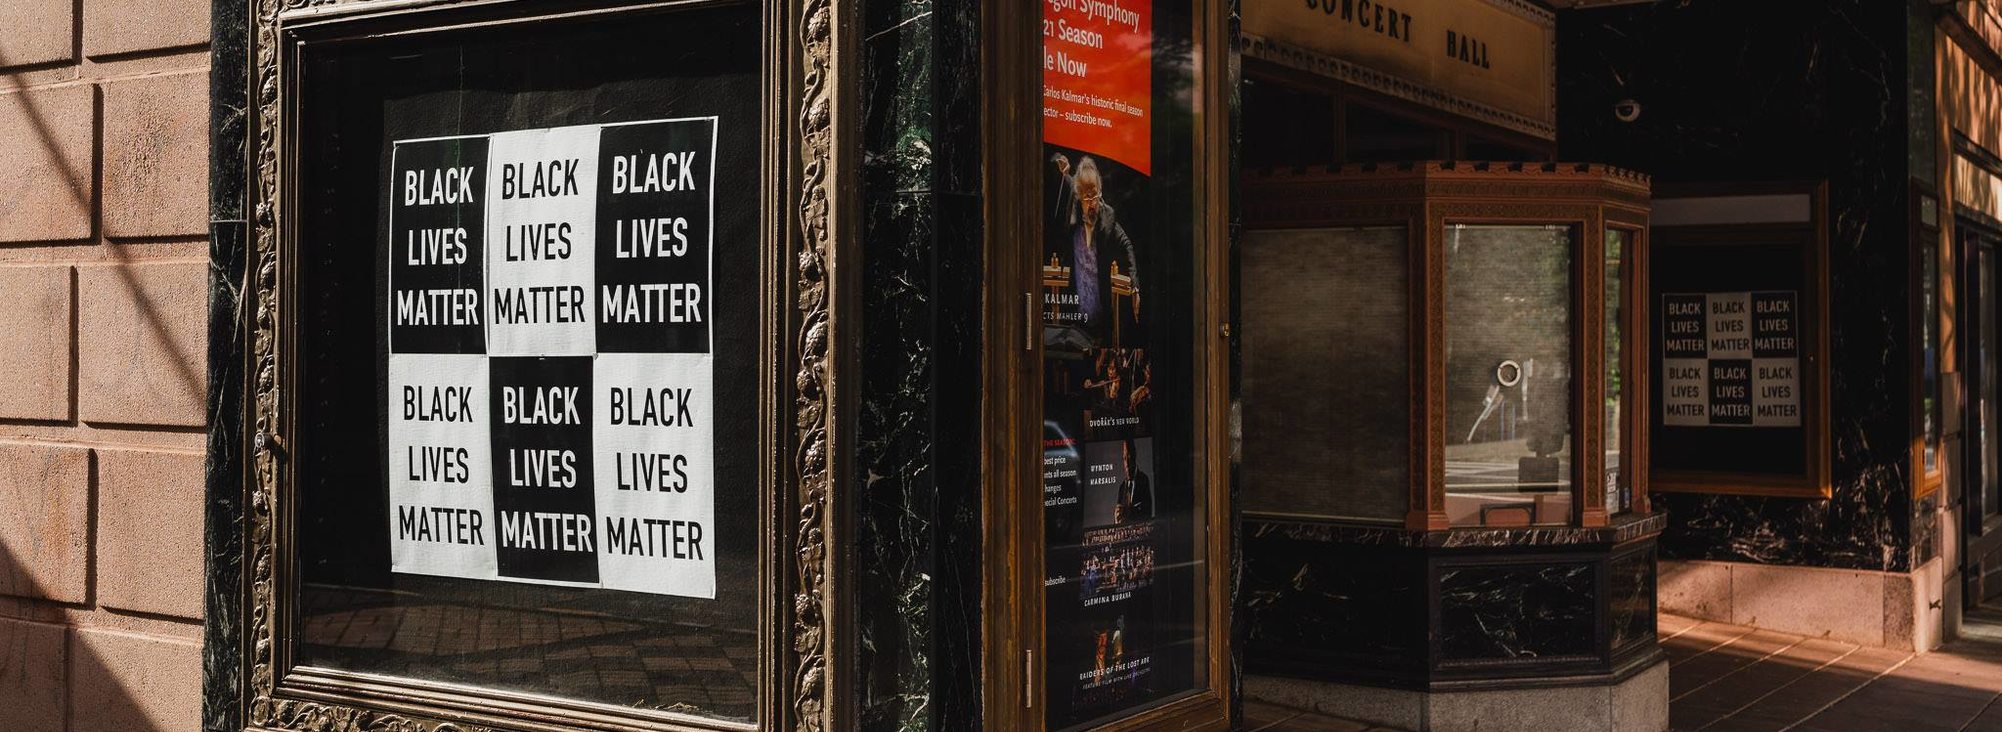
[[386, 118, 719, 598], [1659, 291, 1800, 429]]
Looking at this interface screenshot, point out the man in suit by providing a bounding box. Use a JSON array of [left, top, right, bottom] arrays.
[[1113, 439, 1153, 524]]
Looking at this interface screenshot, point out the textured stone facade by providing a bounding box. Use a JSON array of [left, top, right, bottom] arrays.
[[0, 3, 208, 728]]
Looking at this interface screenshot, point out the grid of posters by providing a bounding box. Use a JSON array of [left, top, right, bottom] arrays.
[[1660, 291, 1801, 428], [386, 118, 719, 599], [1042, 0, 1199, 727]]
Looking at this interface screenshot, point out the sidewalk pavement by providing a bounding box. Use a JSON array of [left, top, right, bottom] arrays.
[[1245, 608, 2002, 731], [1663, 609, 2002, 732]]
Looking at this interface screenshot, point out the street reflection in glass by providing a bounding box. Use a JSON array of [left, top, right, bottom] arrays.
[[1444, 225, 1574, 526]]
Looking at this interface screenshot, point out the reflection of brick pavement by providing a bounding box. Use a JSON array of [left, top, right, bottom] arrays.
[[300, 584, 757, 720]]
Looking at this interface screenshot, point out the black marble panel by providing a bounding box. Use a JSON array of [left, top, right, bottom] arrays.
[[1608, 548, 1655, 653], [1251, 512, 1665, 548], [854, 0, 984, 729], [1559, 0, 1917, 572], [1438, 563, 1596, 662], [1242, 527, 1427, 678], [203, 0, 251, 724]]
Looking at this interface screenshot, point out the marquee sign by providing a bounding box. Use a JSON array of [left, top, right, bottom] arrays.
[[1241, 0, 1556, 139]]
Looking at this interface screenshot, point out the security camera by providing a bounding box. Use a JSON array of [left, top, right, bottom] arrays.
[[1614, 99, 1642, 123]]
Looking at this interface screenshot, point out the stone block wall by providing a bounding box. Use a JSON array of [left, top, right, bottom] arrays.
[[0, 1, 210, 728]]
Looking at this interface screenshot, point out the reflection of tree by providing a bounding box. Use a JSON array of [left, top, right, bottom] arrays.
[[1445, 226, 1572, 446], [1606, 232, 1624, 411]]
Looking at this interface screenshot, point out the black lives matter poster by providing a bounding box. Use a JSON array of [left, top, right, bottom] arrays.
[[1658, 291, 1801, 429], [387, 118, 718, 598], [1040, 0, 1201, 727]]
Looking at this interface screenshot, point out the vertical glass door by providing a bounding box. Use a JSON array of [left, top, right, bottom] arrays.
[[1964, 223, 2002, 604], [1033, 0, 1224, 728]]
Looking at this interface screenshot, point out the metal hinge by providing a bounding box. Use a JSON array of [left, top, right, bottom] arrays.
[[1024, 649, 1034, 708], [1025, 292, 1036, 351]]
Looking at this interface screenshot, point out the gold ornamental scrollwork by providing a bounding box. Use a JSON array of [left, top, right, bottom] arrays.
[[789, 0, 840, 727]]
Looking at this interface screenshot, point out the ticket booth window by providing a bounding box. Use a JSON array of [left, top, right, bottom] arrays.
[[1444, 224, 1576, 526], [1606, 227, 1636, 514], [1241, 226, 1410, 522]]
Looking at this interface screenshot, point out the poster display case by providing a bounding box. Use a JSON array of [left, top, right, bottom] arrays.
[[227, 0, 852, 729], [983, 0, 1234, 729], [1647, 183, 1831, 498]]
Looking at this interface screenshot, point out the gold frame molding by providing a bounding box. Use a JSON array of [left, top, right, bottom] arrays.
[[235, 0, 855, 729]]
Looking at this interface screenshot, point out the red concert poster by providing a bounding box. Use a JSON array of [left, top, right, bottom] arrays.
[[1042, 0, 1153, 175]]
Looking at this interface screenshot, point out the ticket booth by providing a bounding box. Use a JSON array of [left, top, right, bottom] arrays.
[[1231, 0, 1668, 729]]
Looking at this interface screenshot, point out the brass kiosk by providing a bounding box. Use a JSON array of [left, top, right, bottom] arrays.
[[1237, 162, 1666, 728]]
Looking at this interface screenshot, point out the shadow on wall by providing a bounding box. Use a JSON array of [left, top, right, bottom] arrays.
[[0, 448, 203, 731], [3, 46, 208, 427], [0, 46, 207, 732]]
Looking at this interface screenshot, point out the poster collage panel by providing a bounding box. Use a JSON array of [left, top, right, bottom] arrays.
[[1041, 0, 1202, 726], [386, 118, 720, 599]]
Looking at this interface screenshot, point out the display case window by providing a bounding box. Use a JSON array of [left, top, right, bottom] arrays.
[[1242, 226, 1411, 523], [1648, 185, 1829, 498], [269, 1, 779, 727], [1607, 228, 1632, 514], [1034, 0, 1220, 727], [1444, 225, 1575, 527]]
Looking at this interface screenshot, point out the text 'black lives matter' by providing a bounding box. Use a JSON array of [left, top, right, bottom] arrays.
[[489, 356, 599, 583], [391, 137, 488, 353], [596, 119, 716, 354]]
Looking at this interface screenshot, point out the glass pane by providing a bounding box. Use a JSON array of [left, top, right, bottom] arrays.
[[1924, 235, 1940, 475], [1039, 0, 1208, 727], [293, 5, 761, 721], [1985, 246, 1999, 518], [1445, 225, 1574, 527], [1242, 227, 1410, 522], [1606, 229, 1628, 514]]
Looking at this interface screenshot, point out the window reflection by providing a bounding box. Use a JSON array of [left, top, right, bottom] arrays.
[[1445, 225, 1574, 526], [1924, 236, 1940, 475], [1242, 227, 1410, 522], [1606, 229, 1628, 514]]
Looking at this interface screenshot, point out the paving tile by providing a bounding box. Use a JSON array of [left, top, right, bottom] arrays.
[[1963, 698, 2002, 732], [70, 628, 200, 732], [1670, 639, 1852, 730], [1804, 676, 1997, 731], [1671, 630, 1805, 699], [1245, 699, 1298, 723], [0, 617, 64, 732], [0, 0, 75, 69], [0, 84, 94, 242]]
